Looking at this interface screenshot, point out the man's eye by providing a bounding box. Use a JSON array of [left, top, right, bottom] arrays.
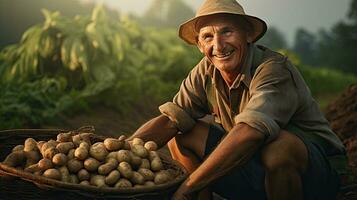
[[201, 35, 212, 41], [223, 30, 233, 35]]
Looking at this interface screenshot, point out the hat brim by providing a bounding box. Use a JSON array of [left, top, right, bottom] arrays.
[[179, 12, 267, 45]]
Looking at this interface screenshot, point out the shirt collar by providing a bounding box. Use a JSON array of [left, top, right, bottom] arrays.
[[210, 43, 255, 89]]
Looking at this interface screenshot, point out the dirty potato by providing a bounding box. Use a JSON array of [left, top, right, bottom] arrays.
[[83, 157, 101, 172], [104, 138, 123, 151], [52, 153, 68, 166], [117, 161, 133, 179], [105, 170, 120, 186], [67, 159, 83, 173], [89, 142, 108, 161], [114, 178, 132, 188], [43, 168, 61, 180], [144, 141, 158, 151]]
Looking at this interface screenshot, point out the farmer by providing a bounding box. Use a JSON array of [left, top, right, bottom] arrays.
[[130, 0, 346, 199]]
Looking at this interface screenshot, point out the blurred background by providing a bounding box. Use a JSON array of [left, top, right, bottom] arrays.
[[0, 0, 356, 136]]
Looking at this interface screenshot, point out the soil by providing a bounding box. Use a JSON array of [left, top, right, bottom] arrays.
[[325, 83, 357, 176]]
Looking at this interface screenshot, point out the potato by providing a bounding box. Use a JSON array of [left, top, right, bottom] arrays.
[[138, 168, 155, 181], [105, 170, 120, 185], [116, 150, 131, 163], [114, 178, 132, 188], [67, 149, 75, 160], [79, 133, 93, 145], [3, 151, 25, 167], [144, 181, 155, 186], [144, 141, 158, 151], [47, 139, 59, 147], [24, 163, 40, 173], [58, 166, 70, 182], [43, 168, 61, 180], [80, 180, 90, 186], [154, 171, 170, 185], [34, 171, 42, 176], [133, 184, 145, 188], [151, 158, 163, 172], [98, 158, 118, 175], [129, 152, 142, 169], [117, 162, 133, 179], [43, 147, 59, 160], [131, 144, 148, 158], [37, 141, 46, 151], [25, 150, 41, 165], [12, 145, 24, 152], [69, 174, 79, 184], [123, 141, 131, 150], [24, 138, 37, 152], [67, 159, 83, 173], [40, 142, 56, 155], [84, 157, 101, 172], [90, 175, 106, 187], [74, 147, 88, 160], [89, 142, 108, 161], [77, 169, 90, 181], [57, 132, 72, 142], [38, 158, 53, 171], [148, 151, 160, 161], [139, 159, 151, 169], [106, 151, 118, 161], [118, 135, 127, 141], [132, 138, 144, 146], [79, 142, 90, 150], [130, 171, 145, 185], [56, 142, 74, 154], [72, 135, 82, 147], [52, 153, 68, 166], [104, 138, 123, 151]]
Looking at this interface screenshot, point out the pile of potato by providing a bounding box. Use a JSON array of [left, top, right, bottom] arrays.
[[2, 132, 175, 188]]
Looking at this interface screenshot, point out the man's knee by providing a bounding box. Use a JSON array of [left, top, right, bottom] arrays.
[[168, 120, 210, 159], [261, 130, 308, 174]]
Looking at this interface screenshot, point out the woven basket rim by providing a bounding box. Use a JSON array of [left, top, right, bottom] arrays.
[[0, 128, 188, 196]]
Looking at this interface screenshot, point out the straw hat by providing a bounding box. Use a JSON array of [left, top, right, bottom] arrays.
[[179, 0, 267, 45]]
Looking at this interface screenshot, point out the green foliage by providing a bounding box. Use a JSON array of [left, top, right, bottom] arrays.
[[257, 27, 287, 50], [293, 0, 357, 74], [279, 49, 357, 97], [0, 77, 85, 129], [0, 5, 202, 129]]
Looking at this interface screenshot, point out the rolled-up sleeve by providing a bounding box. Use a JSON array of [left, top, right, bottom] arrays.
[[234, 60, 299, 142], [159, 60, 209, 133]]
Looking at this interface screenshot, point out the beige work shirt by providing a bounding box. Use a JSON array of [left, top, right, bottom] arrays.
[[159, 44, 344, 154]]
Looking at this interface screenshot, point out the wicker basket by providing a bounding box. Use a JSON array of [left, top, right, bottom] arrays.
[[0, 128, 188, 200]]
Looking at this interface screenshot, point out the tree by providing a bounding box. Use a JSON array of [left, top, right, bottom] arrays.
[[293, 28, 317, 65], [141, 0, 194, 28], [316, 0, 357, 74], [257, 26, 287, 50]]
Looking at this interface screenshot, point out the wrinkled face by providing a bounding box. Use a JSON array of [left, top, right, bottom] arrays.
[[196, 15, 249, 74]]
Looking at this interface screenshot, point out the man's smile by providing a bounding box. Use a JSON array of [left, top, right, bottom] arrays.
[[213, 49, 235, 59]]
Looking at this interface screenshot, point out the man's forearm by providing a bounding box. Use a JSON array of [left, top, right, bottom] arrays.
[[129, 114, 178, 148], [184, 123, 265, 193]]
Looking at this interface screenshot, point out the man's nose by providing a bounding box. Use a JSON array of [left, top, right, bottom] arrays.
[[213, 34, 224, 51]]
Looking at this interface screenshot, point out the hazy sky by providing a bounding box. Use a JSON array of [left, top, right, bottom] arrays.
[[83, 0, 351, 45]]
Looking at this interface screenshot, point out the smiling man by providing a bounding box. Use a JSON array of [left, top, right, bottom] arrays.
[[129, 0, 346, 199]]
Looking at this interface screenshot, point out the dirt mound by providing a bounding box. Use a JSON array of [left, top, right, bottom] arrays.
[[325, 83, 357, 176]]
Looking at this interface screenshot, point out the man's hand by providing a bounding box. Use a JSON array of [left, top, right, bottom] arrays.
[[171, 180, 196, 200], [176, 123, 265, 193], [129, 114, 178, 148]]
